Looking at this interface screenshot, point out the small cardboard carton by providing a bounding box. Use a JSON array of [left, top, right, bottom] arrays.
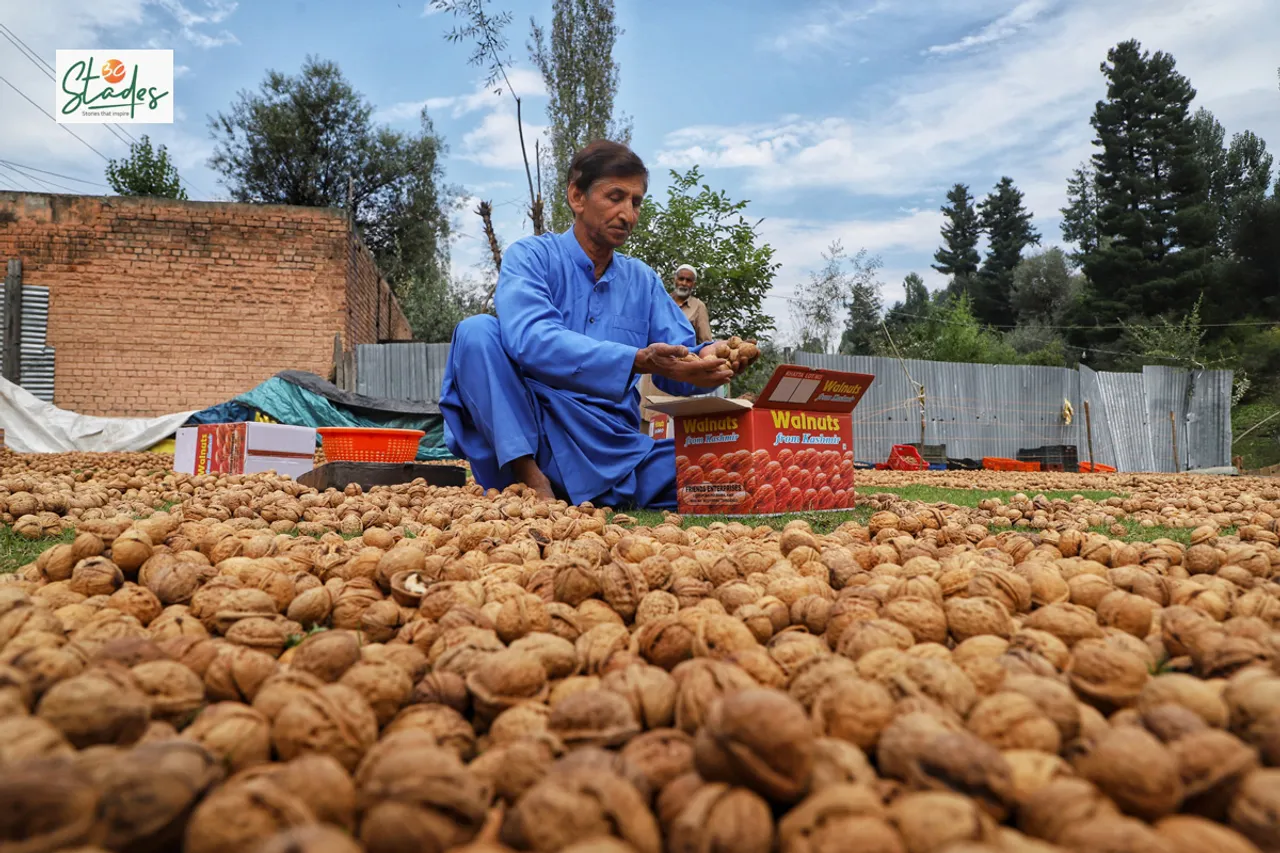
[[648, 364, 874, 515], [174, 422, 317, 479]]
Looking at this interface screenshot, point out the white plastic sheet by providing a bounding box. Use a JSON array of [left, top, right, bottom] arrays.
[[0, 376, 195, 453]]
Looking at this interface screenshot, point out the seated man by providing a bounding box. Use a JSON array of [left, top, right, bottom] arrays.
[[440, 140, 754, 509]]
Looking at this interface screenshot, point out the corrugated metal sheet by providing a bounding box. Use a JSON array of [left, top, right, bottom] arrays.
[[355, 343, 452, 403], [349, 342, 1235, 472], [0, 282, 55, 403]]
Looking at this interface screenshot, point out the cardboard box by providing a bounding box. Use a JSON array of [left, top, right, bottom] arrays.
[[175, 423, 316, 479], [648, 364, 874, 515], [649, 413, 671, 440]]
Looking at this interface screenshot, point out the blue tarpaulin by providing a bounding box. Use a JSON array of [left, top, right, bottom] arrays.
[[184, 371, 454, 461]]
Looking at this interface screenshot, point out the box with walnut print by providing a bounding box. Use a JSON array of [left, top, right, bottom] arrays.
[[648, 364, 875, 515]]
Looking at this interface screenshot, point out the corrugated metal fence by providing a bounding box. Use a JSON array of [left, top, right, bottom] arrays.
[[0, 282, 55, 403], [346, 343, 1234, 472], [794, 352, 1232, 472]]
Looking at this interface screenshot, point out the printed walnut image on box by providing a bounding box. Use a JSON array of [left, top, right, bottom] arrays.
[[649, 364, 874, 515]]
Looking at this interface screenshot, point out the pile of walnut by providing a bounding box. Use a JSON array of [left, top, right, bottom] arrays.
[[1, 479, 1280, 853], [679, 336, 760, 372]]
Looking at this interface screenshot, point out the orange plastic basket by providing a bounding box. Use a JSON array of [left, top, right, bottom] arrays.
[[316, 428, 425, 463]]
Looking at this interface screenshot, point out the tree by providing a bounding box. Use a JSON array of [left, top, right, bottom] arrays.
[[1061, 163, 1103, 262], [1117, 294, 1208, 370], [1223, 130, 1275, 249], [877, 292, 1020, 364], [433, 0, 544, 235], [839, 250, 884, 355], [932, 184, 981, 289], [625, 167, 778, 341], [1009, 248, 1083, 325], [529, 0, 632, 233], [207, 56, 453, 336], [883, 273, 931, 333], [105, 135, 187, 199], [1081, 40, 1214, 329], [974, 176, 1040, 325], [790, 241, 849, 353]]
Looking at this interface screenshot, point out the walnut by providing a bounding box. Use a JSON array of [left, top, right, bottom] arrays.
[[496, 593, 551, 643], [576, 622, 633, 674], [944, 596, 1014, 642], [508, 632, 579, 680], [632, 615, 697, 671], [1141, 703, 1211, 743], [1097, 591, 1158, 639], [668, 782, 776, 853], [70, 556, 125, 597], [601, 663, 677, 730], [967, 691, 1062, 754], [888, 656, 979, 719], [106, 583, 163, 626], [340, 660, 414, 727], [204, 645, 278, 703], [1172, 729, 1260, 821], [0, 715, 74, 766], [290, 629, 362, 682], [286, 585, 333, 628], [694, 688, 814, 804], [469, 733, 564, 804], [1022, 602, 1106, 647], [384, 703, 477, 759], [0, 759, 102, 851], [811, 676, 895, 750], [410, 670, 470, 715], [1001, 675, 1082, 744], [36, 662, 150, 748], [1229, 768, 1280, 852], [1136, 672, 1229, 728], [888, 791, 997, 853], [272, 682, 379, 772], [1055, 815, 1178, 853], [183, 702, 272, 772], [1067, 638, 1150, 712], [1154, 816, 1264, 853], [548, 688, 640, 748], [354, 735, 489, 853], [672, 658, 758, 734], [1071, 726, 1184, 821], [82, 739, 223, 852], [1016, 777, 1121, 844], [1003, 750, 1075, 803], [500, 766, 662, 853], [253, 825, 364, 853], [837, 618, 916, 660], [619, 728, 695, 793], [156, 635, 219, 678], [224, 616, 288, 657], [131, 659, 204, 725], [466, 649, 550, 726], [184, 776, 315, 853]]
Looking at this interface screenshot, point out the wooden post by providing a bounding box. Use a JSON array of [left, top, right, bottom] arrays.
[[331, 333, 343, 387], [919, 385, 926, 452], [2, 260, 21, 383], [1084, 401, 1095, 471], [1170, 410, 1180, 473]]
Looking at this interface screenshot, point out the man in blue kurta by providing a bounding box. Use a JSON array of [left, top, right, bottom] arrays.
[[440, 140, 755, 509]]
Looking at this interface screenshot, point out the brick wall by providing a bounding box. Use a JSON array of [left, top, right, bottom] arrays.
[[0, 192, 411, 417]]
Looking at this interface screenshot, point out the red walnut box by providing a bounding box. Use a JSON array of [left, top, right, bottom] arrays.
[[648, 364, 875, 515]]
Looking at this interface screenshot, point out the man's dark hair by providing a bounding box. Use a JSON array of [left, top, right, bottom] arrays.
[[568, 140, 649, 195]]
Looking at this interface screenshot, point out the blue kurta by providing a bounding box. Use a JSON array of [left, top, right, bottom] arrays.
[[439, 227, 709, 509]]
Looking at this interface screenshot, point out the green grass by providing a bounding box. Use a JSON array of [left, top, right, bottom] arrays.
[[859, 485, 1124, 506], [1233, 400, 1280, 471], [1087, 518, 1238, 545], [0, 526, 74, 574]]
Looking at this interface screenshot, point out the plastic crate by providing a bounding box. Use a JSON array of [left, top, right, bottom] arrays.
[[1080, 461, 1117, 473], [888, 444, 929, 471], [316, 428, 425, 463], [1017, 445, 1080, 473], [907, 443, 949, 464], [983, 457, 1041, 472], [927, 462, 948, 471]]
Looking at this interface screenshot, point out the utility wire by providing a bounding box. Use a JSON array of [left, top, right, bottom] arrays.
[[0, 158, 110, 187], [0, 161, 69, 193], [0, 72, 112, 162]]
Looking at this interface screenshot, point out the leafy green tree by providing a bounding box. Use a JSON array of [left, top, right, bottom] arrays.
[[1117, 294, 1208, 370], [790, 241, 850, 354], [1061, 163, 1103, 262], [974, 176, 1039, 325], [105, 135, 187, 199], [1223, 130, 1275, 249], [932, 184, 981, 290], [1081, 40, 1214, 330], [207, 56, 453, 337], [1004, 322, 1068, 366], [839, 250, 884, 355], [529, 0, 632, 233], [1009, 248, 1083, 325], [398, 274, 488, 344], [883, 272, 931, 333], [875, 292, 1020, 365], [625, 167, 778, 341]]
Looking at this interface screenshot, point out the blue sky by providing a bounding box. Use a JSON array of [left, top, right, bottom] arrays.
[[3, 0, 1278, 341]]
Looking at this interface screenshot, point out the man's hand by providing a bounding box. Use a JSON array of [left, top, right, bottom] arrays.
[[635, 343, 733, 388]]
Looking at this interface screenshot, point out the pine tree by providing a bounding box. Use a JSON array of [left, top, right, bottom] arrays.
[[1223, 130, 1275, 248], [1083, 40, 1213, 326], [973, 176, 1039, 326], [530, 0, 631, 233], [1061, 163, 1103, 262], [838, 248, 884, 355], [931, 184, 981, 293], [105, 135, 187, 199]]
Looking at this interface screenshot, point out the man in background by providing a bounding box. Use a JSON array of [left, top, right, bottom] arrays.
[[639, 263, 716, 432]]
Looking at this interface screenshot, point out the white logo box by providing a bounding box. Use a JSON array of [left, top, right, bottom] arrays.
[[55, 49, 173, 124]]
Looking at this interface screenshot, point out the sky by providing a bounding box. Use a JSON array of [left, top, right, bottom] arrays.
[[2, 0, 1278, 342]]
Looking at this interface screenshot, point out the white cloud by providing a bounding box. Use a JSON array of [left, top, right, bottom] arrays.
[[766, 1, 890, 54], [421, 3, 444, 16], [924, 0, 1052, 55], [151, 0, 239, 47], [375, 67, 546, 123]]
